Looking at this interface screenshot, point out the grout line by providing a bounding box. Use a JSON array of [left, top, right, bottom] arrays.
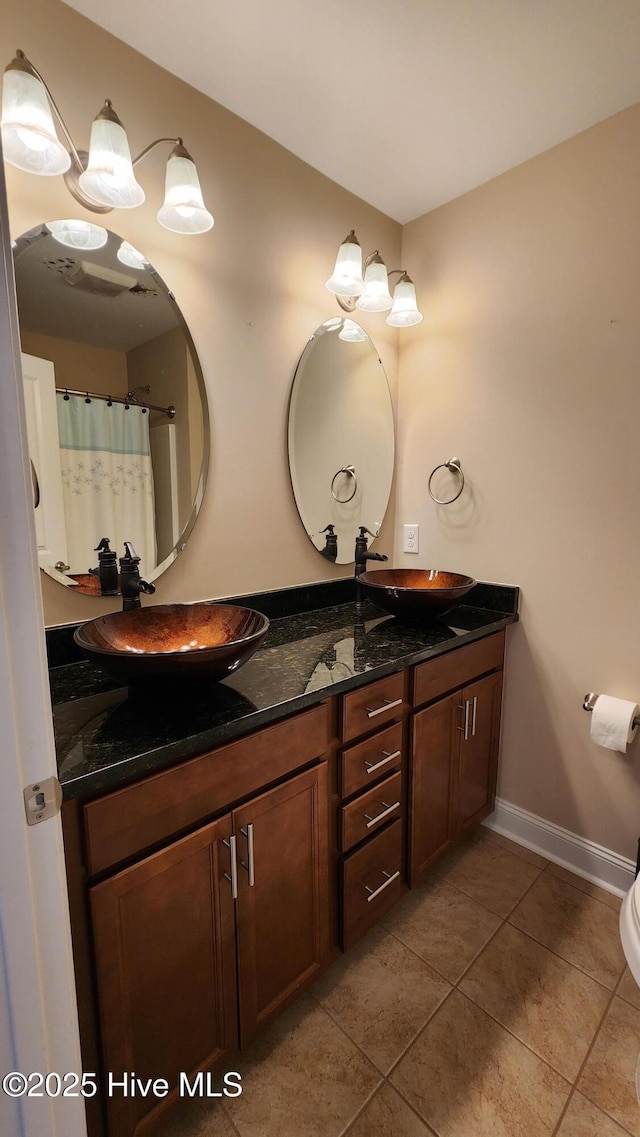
[[335, 1079, 384, 1137], [541, 860, 624, 914], [550, 980, 620, 1137], [504, 917, 625, 993]]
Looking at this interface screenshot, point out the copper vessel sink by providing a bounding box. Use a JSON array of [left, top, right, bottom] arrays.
[[74, 602, 270, 683], [359, 568, 476, 619]]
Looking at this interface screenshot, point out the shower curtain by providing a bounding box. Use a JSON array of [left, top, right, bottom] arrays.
[[57, 395, 157, 578]]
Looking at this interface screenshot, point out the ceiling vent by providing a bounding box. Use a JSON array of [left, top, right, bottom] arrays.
[[63, 260, 137, 297]]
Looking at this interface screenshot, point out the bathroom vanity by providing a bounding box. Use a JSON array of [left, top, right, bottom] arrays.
[[50, 580, 517, 1137]]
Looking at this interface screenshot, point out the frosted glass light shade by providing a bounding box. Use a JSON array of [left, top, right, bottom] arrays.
[[1, 65, 70, 175], [47, 219, 108, 250], [325, 231, 363, 297], [339, 318, 367, 342], [386, 273, 423, 327], [78, 104, 145, 209], [117, 240, 148, 269], [356, 254, 392, 312], [157, 146, 213, 234]]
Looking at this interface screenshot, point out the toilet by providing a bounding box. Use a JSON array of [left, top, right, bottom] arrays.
[[620, 877, 640, 1100], [620, 877, 640, 986]]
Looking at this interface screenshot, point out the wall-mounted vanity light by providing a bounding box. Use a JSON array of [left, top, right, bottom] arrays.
[[325, 230, 423, 327], [1, 50, 214, 235]]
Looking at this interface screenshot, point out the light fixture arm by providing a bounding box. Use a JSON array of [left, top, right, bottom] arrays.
[[132, 136, 182, 167], [12, 50, 85, 173]]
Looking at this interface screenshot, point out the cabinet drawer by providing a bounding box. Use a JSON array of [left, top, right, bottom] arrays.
[[340, 721, 403, 800], [341, 671, 405, 742], [341, 819, 404, 950], [413, 631, 505, 708], [84, 703, 330, 877], [340, 770, 402, 852]]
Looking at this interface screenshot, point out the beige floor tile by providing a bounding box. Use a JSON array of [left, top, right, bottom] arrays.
[[225, 994, 381, 1137], [556, 1092, 630, 1137], [312, 927, 450, 1073], [154, 1098, 239, 1137], [460, 923, 610, 1080], [390, 990, 569, 1137], [382, 875, 501, 982], [433, 831, 542, 917], [618, 967, 640, 1010], [578, 996, 640, 1136], [509, 873, 626, 988], [481, 827, 548, 868], [546, 863, 623, 911], [344, 1083, 435, 1137]]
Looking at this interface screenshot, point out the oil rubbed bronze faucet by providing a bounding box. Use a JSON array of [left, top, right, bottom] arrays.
[[119, 542, 156, 611], [354, 526, 388, 610]]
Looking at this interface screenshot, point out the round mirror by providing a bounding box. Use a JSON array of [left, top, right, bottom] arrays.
[[14, 221, 209, 596], [288, 318, 394, 565]]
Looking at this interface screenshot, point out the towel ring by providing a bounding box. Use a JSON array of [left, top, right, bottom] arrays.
[[428, 457, 465, 505], [331, 465, 358, 503]]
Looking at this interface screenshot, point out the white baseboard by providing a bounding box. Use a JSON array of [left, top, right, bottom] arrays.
[[483, 798, 636, 898]]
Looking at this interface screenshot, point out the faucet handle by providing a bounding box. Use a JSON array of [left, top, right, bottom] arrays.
[[358, 526, 377, 539], [94, 536, 112, 552], [122, 541, 140, 564]]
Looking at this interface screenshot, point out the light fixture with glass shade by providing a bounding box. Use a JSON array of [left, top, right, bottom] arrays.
[[325, 228, 422, 328], [0, 50, 215, 237], [47, 219, 108, 250], [117, 239, 148, 269]]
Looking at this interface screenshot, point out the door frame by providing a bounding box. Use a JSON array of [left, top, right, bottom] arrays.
[[0, 161, 86, 1136]]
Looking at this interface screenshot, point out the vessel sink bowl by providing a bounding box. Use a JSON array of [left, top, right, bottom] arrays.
[[359, 568, 476, 620], [74, 602, 270, 683]]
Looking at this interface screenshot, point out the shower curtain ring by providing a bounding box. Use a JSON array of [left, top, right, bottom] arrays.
[[63, 388, 69, 401], [107, 395, 113, 407], [85, 392, 91, 404]]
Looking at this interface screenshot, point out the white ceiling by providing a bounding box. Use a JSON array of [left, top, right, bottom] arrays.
[[62, 0, 640, 223]]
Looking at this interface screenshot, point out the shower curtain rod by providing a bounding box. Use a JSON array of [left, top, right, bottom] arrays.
[[55, 386, 176, 419]]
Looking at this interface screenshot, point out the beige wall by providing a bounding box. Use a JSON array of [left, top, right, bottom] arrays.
[[3, 0, 401, 626], [20, 330, 128, 393], [398, 103, 640, 859]]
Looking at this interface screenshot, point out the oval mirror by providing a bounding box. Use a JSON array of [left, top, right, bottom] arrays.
[[288, 318, 394, 565], [13, 221, 209, 596]]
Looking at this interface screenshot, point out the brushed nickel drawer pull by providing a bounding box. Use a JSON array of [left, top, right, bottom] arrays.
[[365, 869, 400, 903], [471, 695, 478, 737], [363, 800, 400, 829], [240, 823, 255, 887], [365, 697, 402, 719], [364, 749, 401, 774], [222, 834, 238, 899]]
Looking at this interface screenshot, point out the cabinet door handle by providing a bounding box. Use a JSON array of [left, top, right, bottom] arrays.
[[240, 823, 255, 887], [365, 697, 402, 719], [456, 700, 471, 741], [364, 749, 401, 774], [222, 835, 238, 899], [363, 800, 400, 829], [456, 701, 469, 740], [365, 869, 400, 903], [470, 695, 478, 737]]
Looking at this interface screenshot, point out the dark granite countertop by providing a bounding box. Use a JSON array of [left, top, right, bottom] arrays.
[[49, 579, 518, 802]]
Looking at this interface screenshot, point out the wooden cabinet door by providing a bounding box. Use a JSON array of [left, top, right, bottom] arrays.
[[90, 815, 237, 1137], [234, 763, 329, 1043], [409, 691, 459, 885], [456, 670, 503, 832]]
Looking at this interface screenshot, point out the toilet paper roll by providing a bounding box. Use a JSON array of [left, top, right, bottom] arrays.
[[590, 694, 639, 752]]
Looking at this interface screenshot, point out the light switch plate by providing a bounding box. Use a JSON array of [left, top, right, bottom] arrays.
[[403, 524, 419, 554]]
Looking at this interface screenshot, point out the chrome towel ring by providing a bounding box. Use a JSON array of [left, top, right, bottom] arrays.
[[331, 465, 358, 503], [428, 457, 465, 505]]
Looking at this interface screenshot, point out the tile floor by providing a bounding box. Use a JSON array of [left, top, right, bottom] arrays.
[[157, 828, 640, 1137]]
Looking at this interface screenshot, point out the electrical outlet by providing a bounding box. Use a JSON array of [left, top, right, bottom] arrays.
[[403, 524, 419, 554]]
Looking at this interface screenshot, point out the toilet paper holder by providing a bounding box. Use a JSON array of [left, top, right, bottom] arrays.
[[583, 692, 640, 729]]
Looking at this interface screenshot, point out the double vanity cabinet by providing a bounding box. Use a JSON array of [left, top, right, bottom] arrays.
[[56, 605, 511, 1137]]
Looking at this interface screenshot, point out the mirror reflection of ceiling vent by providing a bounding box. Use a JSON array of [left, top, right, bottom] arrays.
[[64, 260, 137, 298]]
